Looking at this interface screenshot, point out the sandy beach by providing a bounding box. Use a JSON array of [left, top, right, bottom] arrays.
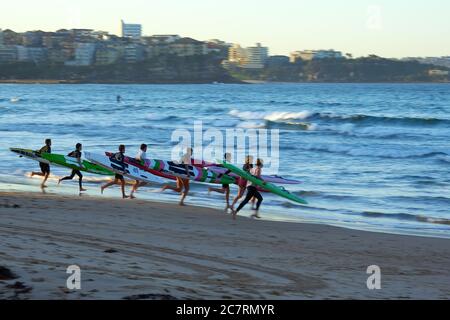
[[0, 191, 449, 300]]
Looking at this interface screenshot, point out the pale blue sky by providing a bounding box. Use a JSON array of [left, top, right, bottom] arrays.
[[1, 0, 449, 57]]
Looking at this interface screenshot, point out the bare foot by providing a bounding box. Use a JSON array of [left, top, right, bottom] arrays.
[[130, 194, 136, 199], [80, 188, 87, 192], [179, 202, 187, 206], [41, 185, 48, 189], [58, 179, 62, 186], [30, 172, 35, 178], [123, 195, 129, 199], [101, 187, 105, 194]]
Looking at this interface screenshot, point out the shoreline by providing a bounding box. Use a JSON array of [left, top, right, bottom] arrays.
[[1, 191, 449, 299]]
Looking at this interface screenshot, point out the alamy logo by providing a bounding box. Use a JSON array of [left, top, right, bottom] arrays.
[[66, 265, 81, 290], [171, 121, 280, 173], [366, 265, 381, 290]]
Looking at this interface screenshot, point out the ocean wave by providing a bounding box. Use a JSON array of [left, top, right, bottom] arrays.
[[437, 155, 450, 164], [315, 113, 450, 126], [362, 211, 450, 226], [229, 109, 450, 127], [299, 144, 449, 159], [236, 121, 267, 129], [229, 110, 313, 122]]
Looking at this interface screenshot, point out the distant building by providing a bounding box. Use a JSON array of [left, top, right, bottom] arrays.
[[92, 31, 112, 41], [95, 45, 122, 65], [205, 39, 230, 55], [226, 43, 268, 69], [227, 44, 248, 66], [16, 46, 48, 63], [65, 43, 97, 66], [429, 69, 449, 76], [0, 29, 4, 46], [1, 29, 22, 46], [290, 49, 343, 62], [121, 20, 142, 39], [22, 31, 45, 47], [146, 35, 181, 44], [0, 45, 17, 63], [170, 37, 207, 56], [242, 43, 269, 69], [124, 44, 145, 63]]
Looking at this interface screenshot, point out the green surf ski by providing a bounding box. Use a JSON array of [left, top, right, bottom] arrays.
[[219, 160, 308, 205], [41, 153, 114, 176]]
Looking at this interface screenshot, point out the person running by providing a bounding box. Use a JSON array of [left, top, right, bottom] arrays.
[[232, 158, 264, 220], [161, 147, 192, 206], [230, 155, 254, 211], [208, 153, 232, 212], [130, 144, 148, 199], [101, 145, 129, 199], [58, 143, 87, 193], [31, 139, 52, 189]]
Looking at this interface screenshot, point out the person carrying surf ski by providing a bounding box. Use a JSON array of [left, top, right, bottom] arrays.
[[130, 143, 148, 199], [58, 143, 87, 193], [232, 158, 264, 220], [31, 138, 52, 189], [208, 152, 233, 212], [101, 144, 129, 199], [230, 155, 254, 212], [161, 147, 192, 206]]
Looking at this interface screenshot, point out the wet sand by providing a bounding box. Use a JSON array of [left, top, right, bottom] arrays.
[[0, 191, 449, 300]]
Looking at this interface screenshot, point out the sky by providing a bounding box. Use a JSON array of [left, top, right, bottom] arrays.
[[1, 0, 449, 58]]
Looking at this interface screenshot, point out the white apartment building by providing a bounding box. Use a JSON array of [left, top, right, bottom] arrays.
[[244, 43, 269, 69], [227, 43, 269, 69], [121, 20, 142, 39]]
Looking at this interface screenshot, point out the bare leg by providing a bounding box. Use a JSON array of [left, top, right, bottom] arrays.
[[101, 179, 118, 194], [41, 173, 50, 188], [130, 180, 139, 199], [179, 179, 190, 206], [162, 178, 183, 193], [31, 172, 45, 178], [120, 179, 129, 199], [131, 182, 148, 199], [225, 187, 231, 211], [230, 187, 245, 211]]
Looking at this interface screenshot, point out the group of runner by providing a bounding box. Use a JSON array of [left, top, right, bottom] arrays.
[[31, 139, 265, 219]]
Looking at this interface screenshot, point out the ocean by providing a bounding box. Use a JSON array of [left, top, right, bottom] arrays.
[[1, 83, 449, 238]]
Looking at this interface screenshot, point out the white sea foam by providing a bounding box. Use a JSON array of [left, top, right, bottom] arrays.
[[229, 109, 313, 122], [236, 121, 267, 129]]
